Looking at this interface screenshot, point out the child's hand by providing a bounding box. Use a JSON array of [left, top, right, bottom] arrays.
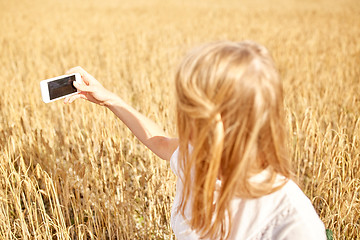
[[64, 66, 115, 106]]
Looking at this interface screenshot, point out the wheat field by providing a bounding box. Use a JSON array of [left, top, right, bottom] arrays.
[[0, 0, 359, 239]]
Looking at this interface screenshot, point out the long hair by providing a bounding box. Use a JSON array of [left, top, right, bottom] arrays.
[[175, 41, 292, 239]]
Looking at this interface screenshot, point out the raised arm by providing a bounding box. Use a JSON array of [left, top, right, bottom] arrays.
[[64, 66, 178, 161]]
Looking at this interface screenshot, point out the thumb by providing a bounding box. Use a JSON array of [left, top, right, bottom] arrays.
[[73, 81, 92, 92]]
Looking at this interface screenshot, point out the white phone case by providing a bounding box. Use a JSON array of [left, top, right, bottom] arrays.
[[40, 73, 82, 103]]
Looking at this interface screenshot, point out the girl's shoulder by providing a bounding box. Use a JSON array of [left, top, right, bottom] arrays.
[[230, 179, 327, 240]]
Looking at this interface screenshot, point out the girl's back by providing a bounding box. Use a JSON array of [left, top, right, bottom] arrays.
[[170, 147, 326, 239]]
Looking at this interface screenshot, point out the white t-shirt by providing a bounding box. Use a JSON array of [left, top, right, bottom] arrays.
[[170, 147, 327, 240]]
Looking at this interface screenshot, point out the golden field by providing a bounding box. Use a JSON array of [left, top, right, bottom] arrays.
[[0, 0, 359, 239]]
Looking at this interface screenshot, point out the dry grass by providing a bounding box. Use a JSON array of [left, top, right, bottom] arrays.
[[0, 0, 359, 239]]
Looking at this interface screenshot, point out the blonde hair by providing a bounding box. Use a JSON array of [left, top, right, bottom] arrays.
[[175, 41, 292, 239]]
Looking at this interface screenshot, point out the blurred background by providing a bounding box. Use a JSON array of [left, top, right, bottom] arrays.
[[0, 0, 359, 239]]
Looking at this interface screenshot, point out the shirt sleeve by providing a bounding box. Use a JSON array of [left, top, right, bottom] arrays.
[[273, 210, 327, 240], [170, 147, 180, 177]]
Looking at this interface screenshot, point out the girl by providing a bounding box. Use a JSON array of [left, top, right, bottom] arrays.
[[64, 41, 327, 239]]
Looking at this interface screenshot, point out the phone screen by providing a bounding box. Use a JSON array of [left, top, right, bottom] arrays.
[[48, 75, 77, 100]]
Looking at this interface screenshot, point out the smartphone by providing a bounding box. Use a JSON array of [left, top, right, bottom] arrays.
[[40, 73, 82, 103]]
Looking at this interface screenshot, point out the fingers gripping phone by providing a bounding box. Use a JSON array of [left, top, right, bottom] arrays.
[[40, 73, 82, 103]]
